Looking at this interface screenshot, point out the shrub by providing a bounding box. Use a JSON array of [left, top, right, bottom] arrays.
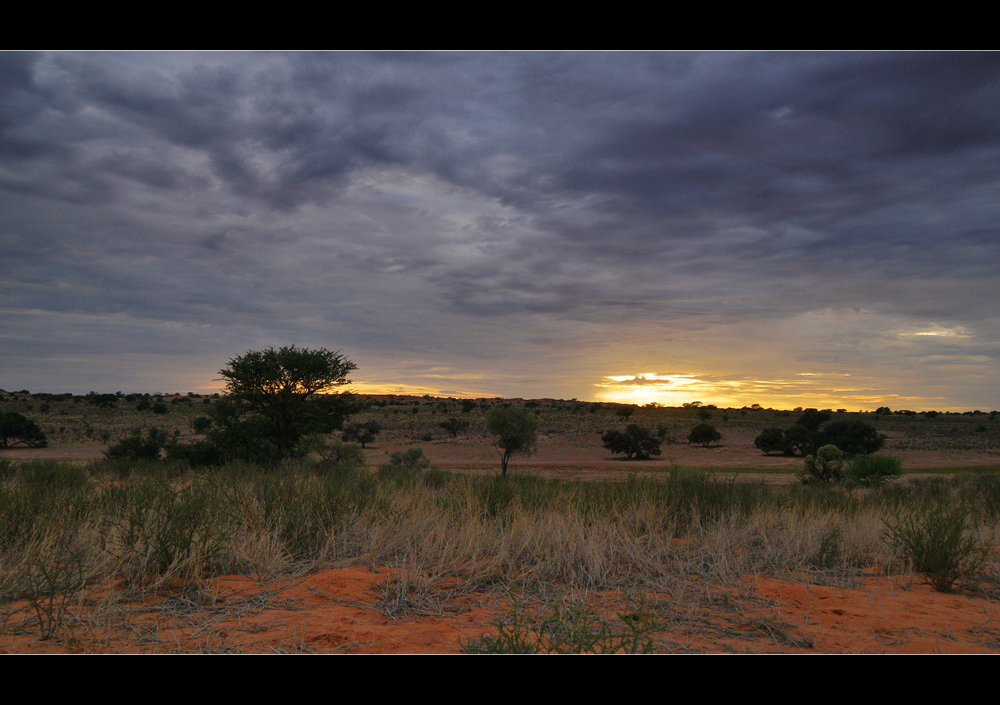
[[817, 420, 885, 456], [191, 416, 213, 434], [388, 448, 431, 473], [800, 444, 844, 484], [796, 410, 832, 431], [754, 427, 786, 455], [164, 440, 224, 468], [687, 423, 721, 447], [602, 425, 662, 459], [341, 420, 382, 448], [308, 437, 366, 472], [884, 504, 990, 592], [439, 417, 471, 438], [464, 598, 657, 654], [104, 427, 169, 461], [0, 412, 47, 448], [846, 454, 902, 486], [151, 402, 168, 415], [782, 424, 816, 456], [378, 448, 431, 487]]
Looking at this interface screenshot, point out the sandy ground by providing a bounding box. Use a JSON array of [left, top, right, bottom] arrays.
[[4, 436, 1000, 653], [2, 567, 998, 654]]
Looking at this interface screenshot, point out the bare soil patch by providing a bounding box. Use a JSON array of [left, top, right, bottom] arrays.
[[2, 567, 998, 654]]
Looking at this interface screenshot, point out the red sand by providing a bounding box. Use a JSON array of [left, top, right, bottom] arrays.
[[2, 567, 998, 654]]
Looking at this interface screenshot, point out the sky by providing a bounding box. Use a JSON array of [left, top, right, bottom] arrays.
[[1, 51, 998, 410]]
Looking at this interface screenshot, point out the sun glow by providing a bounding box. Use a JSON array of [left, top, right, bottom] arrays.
[[593, 371, 939, 411], [594, 373, 723, 406]]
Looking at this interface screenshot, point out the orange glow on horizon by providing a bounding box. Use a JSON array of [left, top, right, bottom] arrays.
[[593, 372, 948, 412]]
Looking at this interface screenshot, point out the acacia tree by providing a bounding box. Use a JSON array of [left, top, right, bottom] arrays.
[[210, 345, 363, 463], [688, 423, 722, 447], [0, 412, 47, 448], [485, 406, 538, 478], [602, 424, 662, 460], [439, 417, 471, 438], [341, 420, 382, 448]]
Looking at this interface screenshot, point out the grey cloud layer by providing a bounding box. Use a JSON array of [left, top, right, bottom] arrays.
[[2, 52, 998, 404]]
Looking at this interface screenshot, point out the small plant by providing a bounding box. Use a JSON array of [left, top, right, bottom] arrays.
[[846, 454, 902, 486], [15, 538, 90, 640], [884, 504, 990, 592], [464, 597, 658, 654], [800, 444, 844, 484]]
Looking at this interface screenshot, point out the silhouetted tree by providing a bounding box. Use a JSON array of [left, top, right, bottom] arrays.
[[688, 423, 722, 447], [0, 412, 47, 448], [209, 345, 364, 463], [602, 424, 662, 459]]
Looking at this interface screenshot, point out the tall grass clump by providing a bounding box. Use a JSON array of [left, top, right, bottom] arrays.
[[884, 502, 990, 593]]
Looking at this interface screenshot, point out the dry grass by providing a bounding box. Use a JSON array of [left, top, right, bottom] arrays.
[[1, 452, 1000, 652]]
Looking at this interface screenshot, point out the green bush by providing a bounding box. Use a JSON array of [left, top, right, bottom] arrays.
[[388, 447, 431, 473], [164, 440, 224, 468], [754, 427, 786, 455], [800, 444, 844, 484], [687, 423, 721, 447], [439, 417, 471, 437], [602, 424, 662, 459], [846, 454, 902, 486], [104, 427, 169, 461], [884, 504, 990, 592], [817, 420, 885, 456], [340, 420, 381, 448], [305, 436, 366, 473], [0, 412, 47, 448], [464, 597, 657, 654]]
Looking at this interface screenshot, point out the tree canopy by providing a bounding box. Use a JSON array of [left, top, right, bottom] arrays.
[[754, 415, 884, 457], [0, 412, 47, 449], [602, 424, 662, 460], [210, 346, 363, 463], [688, 423, 722, 447], [485, 406, 538, 478]]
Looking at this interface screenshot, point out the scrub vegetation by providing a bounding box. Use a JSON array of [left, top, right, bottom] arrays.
[[0, 456, 998, 652], [2, 381, 1000, 652]]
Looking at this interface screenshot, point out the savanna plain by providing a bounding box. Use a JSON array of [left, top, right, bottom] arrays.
[[3, 390, 1000, 654]]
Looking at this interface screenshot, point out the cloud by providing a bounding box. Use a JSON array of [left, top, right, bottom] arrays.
[[1, 51, 998, 408]]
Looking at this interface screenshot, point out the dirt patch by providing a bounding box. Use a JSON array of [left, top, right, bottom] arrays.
[[2, 567, 998, 654]]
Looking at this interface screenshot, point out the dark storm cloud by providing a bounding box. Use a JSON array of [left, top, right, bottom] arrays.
[[1, 51, 998, 405]]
